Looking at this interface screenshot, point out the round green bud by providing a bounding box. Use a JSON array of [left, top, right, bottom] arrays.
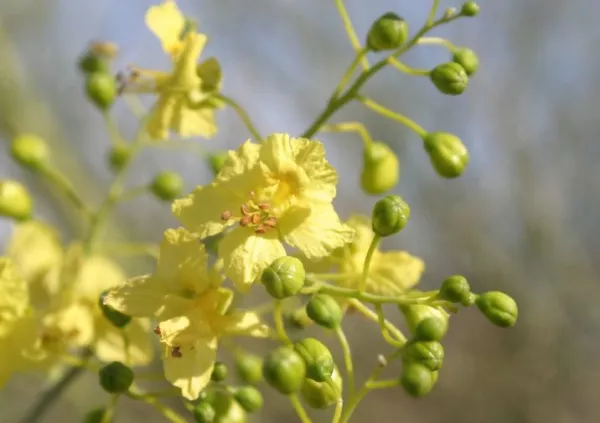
[[301, 366, 343, 409], [234, 386, 263, 413], [10, 134, 49, 170], [361, 142, 400, 195], [209, 151, 229, 176], [452, 47, 479, 76], [294, 338, 334, 382], [400, 363, 435, 397], [210, 390, 247, 423], [415, 317, 448, 342], [422, 132, 469, 178], [107, 144, 131, 172], [98, 361, 134, 393], [306, 294, 342, 329], [402, 340, 444, 371], [193, 401, 216, 423], [429, 62, 469, 95], [372, 195, 410, 237], [0, 180, 33, 221], [261, 256, 305, 299], [211, 361, 228, 382], [262, 346, 307, 394], [401, 305, 449, 335], [99, 290, 131, 328], [366, 13, 409, 52], [84, 408, 108, 423], [150, 171, 183, 201], [86, 72, 117, 110], [78, 51, 109, 75], [461, 1, 480, 17], [234, 353, 263, 385], [476, 291, 518, 327], [439, 275, 472, 305]]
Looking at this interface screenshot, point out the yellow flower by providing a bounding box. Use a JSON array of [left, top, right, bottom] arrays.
[[303, 215, 425, 296], [7, 221, 63, 308], [127, 0, 222, 141], [104, 228, 269, 399], [0, 258, 38, 388], [173, 133, 355, 291]]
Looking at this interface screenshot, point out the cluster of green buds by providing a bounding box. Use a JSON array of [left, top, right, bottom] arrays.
[[78, 41, 118, 111]]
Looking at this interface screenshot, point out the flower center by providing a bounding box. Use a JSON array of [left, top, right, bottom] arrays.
[[221, 191, 277, 235]]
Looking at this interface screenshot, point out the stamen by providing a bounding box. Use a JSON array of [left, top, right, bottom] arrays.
[[153, 326, 161, 336], [264, 217, 277, 228], [171, 346, 183, 358], [249, 191, 255, 199], [258, 203, 270, 210], [251, 214, 261, 225], [254, 226, 266, 234], [241, 204, 250, 216], [240, 216, 251, 227], [221, 210, 232, 221]]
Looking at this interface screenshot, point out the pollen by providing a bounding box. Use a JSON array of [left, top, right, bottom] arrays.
[[220, 192, 278, 234], [171, 346, 183, 358], [154, 326, 161, 335]]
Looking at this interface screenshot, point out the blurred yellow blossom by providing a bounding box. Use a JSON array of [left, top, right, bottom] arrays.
[[303, 215, 425, 296], [104, 228, 269, 399], [173, 133, 355, 291], [125, 0, 222, 141]]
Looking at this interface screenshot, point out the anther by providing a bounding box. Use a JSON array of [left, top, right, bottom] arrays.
[[258, 203, 270, 210], [249, 191, 255, 199], [240, 216, 251, 227], [251, 214, 261, 225], [221, 210, 232, 221], [254, 226, 266, 234], [241, 204, 250, 216], [171, 346, 183, 358], [264, 217, 277, 228]]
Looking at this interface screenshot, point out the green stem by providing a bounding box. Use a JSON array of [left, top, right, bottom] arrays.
[[334, 49, 368, 99], [103, 111, 123, 146], [335, 326, 355, 398], [347, 299, 407, 345], [374, 304, 404, 347], [332, 399, 344, 423], [417, 36, 456, 50], [101, 394, 119, 423], [126, 390, 188, 423], [289, 394, 312, 423], [308, 272, 361, 282], [333, 0, 370, 70], [273, 300, 292, 345], [357, 96, 428, 138], [320, 122, 372, 148], [301, 13, 463, 139], [387, 58, 430, 77], [366, 379, 399, 390], [36, 165, 91, 218], [359, 234, 380, 292], [427, 0, 441, 25], [117, 185, 148, 202], [216, 94, 263, 142]]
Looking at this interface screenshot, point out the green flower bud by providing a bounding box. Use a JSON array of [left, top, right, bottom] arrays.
[[423, 132, 469, 178], [429, 62, 469, 95], [262, 346, 307, 394], [99, 290, 131, 328], [476, 291, 518, 327], [301, 366, 343, 409], [193, 401, 216, 423], [401, 305, 449, 340], [402, 340, 444, 371], [211, 361, 228, 382], [439, 275, 472, 305], [234, 386, 263, 413], [400, 363, 435, 397], [150, 171, 183, 201], [306, 294, 342, 329], [261, 256, 305, 299], [461, 1, 480, 17], [209, 151, 229, 176], [294, 338, 334, 382], [86, 72, 117, 110], [98, 361, 134, 393], [361, 142, 400, 195], [107, 144, 131, 172], [452, 47, 479, 76], [366, 13, 409, 52], [372, 195, 410, 237], [235, 353, 263, 385], [10, 134, 49, 170], [0, 180, 33, 221], [211, 390, 247, 423], [78, 51, 109, 75], [84, 408, 108, 423]]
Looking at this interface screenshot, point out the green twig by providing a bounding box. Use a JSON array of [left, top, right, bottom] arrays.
[[216, 93, 263, 142]]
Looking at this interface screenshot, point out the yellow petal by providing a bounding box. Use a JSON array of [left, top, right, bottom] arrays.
[[95, 318, 154, 366], [74, 256, 126, 303], [41, 303, 95, 351], [7, 221, 62, 285], [163, 337, 217, 400], [145, 0, 186, 56], [173, 167, 266, 238], [279, 204, 354, 259], [159, 312, 214, 345], [0, 314, 38, 388], [171, 96, 217, 139], [219, 312, 270, 338], [170, 32, 206, 88], [217, 141, 260, 181], [156, 228, 211, 295], [344, 215, 374, 255], [0, 258, 28, 322], [218, 227, 286, 292], [368, 251, 425, 295]]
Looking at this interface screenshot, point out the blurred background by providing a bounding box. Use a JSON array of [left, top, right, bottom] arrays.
[[1, 0, 599, 422]]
